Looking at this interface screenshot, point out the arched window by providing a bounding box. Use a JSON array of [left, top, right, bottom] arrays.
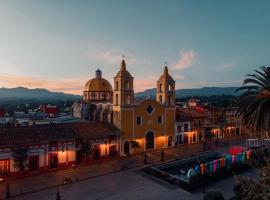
[[125, 81, 130, 90], [159, 84, 162, 92], [116, 81, 119, 90], [126, 95, 131, 105], [102, 93, 106, 101], [159, 95, 163, 103], [168, 84, 172, 92], [115, 94, 119, 105]]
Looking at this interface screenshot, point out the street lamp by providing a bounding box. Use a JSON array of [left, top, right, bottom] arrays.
[[6, 183, 10, 199]]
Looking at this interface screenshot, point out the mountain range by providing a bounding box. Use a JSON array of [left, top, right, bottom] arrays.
[[135, 87, 241, 99], [0, 86, 241, 103], [0, 87, 81, 103]]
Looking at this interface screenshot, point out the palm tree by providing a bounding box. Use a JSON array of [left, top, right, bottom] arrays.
[[236, 66, 270, 138]]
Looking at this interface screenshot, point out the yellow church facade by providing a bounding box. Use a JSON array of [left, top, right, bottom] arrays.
[[113, 59, 176, 155]]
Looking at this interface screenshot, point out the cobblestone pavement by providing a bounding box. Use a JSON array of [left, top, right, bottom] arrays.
[[0, 137, 246, 200]]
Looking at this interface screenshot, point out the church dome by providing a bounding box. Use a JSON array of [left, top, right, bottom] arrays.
[[84, 69, 113, 92]]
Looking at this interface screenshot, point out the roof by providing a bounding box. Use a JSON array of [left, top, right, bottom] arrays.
[[84, 78, 113, 92], [0, 108, 5, 117], [0, 122, 119, 147], [176, 107, 207, 122], [115, 60, 132, 78], [157, 66, 174, 82], [43, 106, 59, 114]]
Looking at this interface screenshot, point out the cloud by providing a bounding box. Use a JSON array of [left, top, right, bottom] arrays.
[[173, 50, 196, 70], [134, 79, 156, 92], [0, 73, 86, 95], [89, 50, 137, 65]]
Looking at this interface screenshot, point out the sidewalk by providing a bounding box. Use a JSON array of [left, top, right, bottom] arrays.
[[0, 136, 246, 200]]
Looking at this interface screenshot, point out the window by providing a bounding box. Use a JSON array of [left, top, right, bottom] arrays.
[[115, 94, 119, 105], [184, 123, 189, 132], [102, 93, 106, 101], [168, 84, 172, 92], [126, 95, 131, 105], [177, 125, 182, 132], [159, 84, 162, 92], [76, 139, 83, 148], [146, 105, 154, 114], [136, 116, 142, 125], [125, 81, 130, 90], [159, 95, 163, 103], [49, 141, 58, 151], [0, 160, 9, 176], [157, 116, 162, 124], [115, 81, 119, 90]]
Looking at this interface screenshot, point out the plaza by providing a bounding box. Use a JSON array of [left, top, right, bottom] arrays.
[[0, 137, 247, 200]]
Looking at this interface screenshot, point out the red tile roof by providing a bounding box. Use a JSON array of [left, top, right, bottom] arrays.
[[176, 107, 207, 121], [0, 122, 119, 147], [42, 106, 59, 115]]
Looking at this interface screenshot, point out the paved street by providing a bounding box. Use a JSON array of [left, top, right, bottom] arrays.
[[0, 137, 246, 200]]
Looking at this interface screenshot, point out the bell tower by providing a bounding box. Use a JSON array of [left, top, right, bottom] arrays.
[[113, 59, 134, 108], [113, 59, 134, 129], [156, 64, 175, 107]]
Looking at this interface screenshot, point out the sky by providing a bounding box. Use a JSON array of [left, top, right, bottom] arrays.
[[0, 0, 269, 95]]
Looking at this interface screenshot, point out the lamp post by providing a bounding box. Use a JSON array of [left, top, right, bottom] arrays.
[[143, 151, 147, 165], [56, 190, 61, 200], [6, 183, 10, 199], [161, 149, 165, 162]]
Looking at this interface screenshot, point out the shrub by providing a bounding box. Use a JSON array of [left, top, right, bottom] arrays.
[[203, 191, 224, 200]]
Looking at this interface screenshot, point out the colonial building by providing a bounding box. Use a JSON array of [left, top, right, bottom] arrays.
[[113, 59, 175, 155], [175, 106, 206, 145], [0, 122, 119, 177]]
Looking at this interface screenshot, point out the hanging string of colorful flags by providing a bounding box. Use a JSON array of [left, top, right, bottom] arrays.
[[192, 150, 252, 177]]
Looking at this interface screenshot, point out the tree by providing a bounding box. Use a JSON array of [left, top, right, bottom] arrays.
[[79, 138, 92, 160], [12, 146, 28, 172], [236, 66, 270, 138], [234, 158, 270, 200], [234, 67, 270, 199]]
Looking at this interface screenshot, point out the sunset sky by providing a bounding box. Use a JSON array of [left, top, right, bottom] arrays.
[[0, 0, 269, 94]]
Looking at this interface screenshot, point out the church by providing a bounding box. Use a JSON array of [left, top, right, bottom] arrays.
[[112, 59, 175, 155], [74, 59, 176, 156]]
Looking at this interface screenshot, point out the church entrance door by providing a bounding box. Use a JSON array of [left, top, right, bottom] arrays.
[[146, 131, 155, 150], [124, 141, 130, 155]]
